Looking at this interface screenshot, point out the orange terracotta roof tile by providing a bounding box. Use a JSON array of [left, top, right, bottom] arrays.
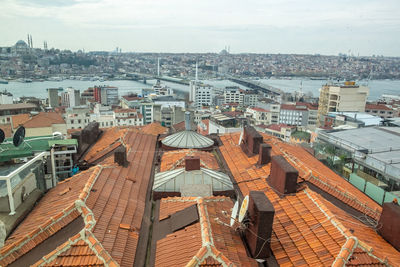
[[155, 197, 258, 267], [22, 112, 65, 128], [0, 123, 12, 138], [140, 122, 168, 136], [218, 132, 399, 266], [11, 113, 31, 129], [160, 149, 220, 172], [0, 130, 157, 267], [0, 167, 100, 266], [83, 127, 128, 163]]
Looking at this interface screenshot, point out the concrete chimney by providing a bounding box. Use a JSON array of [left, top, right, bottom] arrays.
[[185, 156, 200, 171], [185, 111, 191, 131], [258, 144, 272, 166], [114, 146, 128, 167], [240, 126, 263, 157], [269, 156, 298, 195], [378, 202, 400, 250], [245, 191, 275, 259]]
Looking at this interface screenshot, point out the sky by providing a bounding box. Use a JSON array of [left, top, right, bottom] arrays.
[[1, 0, 400, 56]]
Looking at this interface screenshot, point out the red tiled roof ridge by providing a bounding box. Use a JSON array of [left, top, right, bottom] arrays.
[[0, 166, 103, 266], [305, 189, 390, 266], [274, 141, 381, 220]]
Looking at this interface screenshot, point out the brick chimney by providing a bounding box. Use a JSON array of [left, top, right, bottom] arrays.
[[185, 156, 200, 171], [269, 155, 298, 195], [240, 126, 263, 157], [114, 146, 128, 167], [378, 202, 400, 250], [245, 191, 275, 259], [258, 144, 272, 166]]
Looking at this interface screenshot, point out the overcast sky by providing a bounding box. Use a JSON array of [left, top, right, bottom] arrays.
[[1, 0, 399, 56]]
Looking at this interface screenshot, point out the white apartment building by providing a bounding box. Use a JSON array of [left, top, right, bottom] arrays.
[[61, 87, 80, 108], [190, 83, 213, 109], [65, 106, 91, 130], [224, 87, 244, 105], [245, 107, 272, 125], [115, 108, 144, 126]]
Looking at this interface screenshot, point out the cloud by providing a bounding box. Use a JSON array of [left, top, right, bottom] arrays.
[[0, 0, 399, 55]]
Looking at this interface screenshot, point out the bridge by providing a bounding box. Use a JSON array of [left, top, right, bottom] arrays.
[[228, 77, 282, 96], [125, 73, 189, 86]]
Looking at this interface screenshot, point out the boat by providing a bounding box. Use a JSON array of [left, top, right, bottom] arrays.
[[0, 79, 8, 84]]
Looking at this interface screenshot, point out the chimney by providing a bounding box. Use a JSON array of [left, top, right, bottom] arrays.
[[185, 111, 191, 131], [258, 144, 272, 166], [269, 155, 298, 195], [378, 202, 400, 250], [240, 126, 263, 157], [114, 146, 128, 167], [185, 156, 200, 171], [245, 191, 275, 259]]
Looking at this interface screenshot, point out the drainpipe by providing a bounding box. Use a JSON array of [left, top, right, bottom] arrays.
[[50, 146, 57, 188]]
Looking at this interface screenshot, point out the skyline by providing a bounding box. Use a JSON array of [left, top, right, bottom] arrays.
[[1, 0, 400, 56]]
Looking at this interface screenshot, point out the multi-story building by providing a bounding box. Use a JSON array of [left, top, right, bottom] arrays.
[[256, 98, 280, 124], [317, 81, 369, 126], [280, 104, 308, 126], [245, 107, 272, 125], [365, 103, 395, 119], [115, 108, 144, 126], [61, 88, 80, 108], [47, 88, 60, 108], [243, 91, 259, 107], [190, 82, 213, 109], [94, 86, 119, 106], [64, 106, 91, 130], [224, 86, 244, 105], [0, 91, 13, 104]]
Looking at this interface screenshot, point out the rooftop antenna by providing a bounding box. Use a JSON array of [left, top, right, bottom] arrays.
[[13, 126, 26, 147], [238, 195, 249, 223], [230, 200, 239, 226], [0, 129, 5, 144]]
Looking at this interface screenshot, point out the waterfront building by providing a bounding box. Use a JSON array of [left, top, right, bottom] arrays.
[[94, 86, 119, 106], [47, 88, 60, 108], [190, 82, 213, 109], [61, 88, 80, 108], [0, 91, 13, 105], [317, 81, 369, 126], [365, 103, 395, 119]]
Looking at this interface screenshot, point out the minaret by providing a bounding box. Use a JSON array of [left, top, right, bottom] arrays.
[[157, 58, 160, 76], [195, 61, 198, 83]]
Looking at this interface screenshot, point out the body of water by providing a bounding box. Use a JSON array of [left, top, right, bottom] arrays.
[[1, 78, 399, 101]]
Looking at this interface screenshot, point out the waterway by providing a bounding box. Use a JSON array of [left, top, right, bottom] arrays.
[[0, 78, 399, 101]]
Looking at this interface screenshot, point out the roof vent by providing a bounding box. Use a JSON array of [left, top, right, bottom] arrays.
[[240, 126, 263, 157], [185, 156, 200, 171], [114, 146, 128, 167], [269, 155, 298, 195], [258, 143, 272, 166], [378, 201, 400, 250], [185, 111, 191, 131], [245, 191, 275, 259]]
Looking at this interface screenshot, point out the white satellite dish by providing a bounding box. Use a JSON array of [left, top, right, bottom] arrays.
[[238, 195, 249, 223], [230, 201, 239, 227], [52, 132, 62, 137]]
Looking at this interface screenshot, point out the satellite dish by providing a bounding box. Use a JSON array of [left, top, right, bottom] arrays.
[[0, 129, 5, 144], [13, 126, 25, 147], [230, 201, 239, 227], [52, 131, 62, 137], [238, 195, 249, 223]]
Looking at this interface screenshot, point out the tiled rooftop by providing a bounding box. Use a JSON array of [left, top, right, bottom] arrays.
[[23, 112, 65, 128], [160, 149, 220, 172], [140, 122, 168, 136], [0, 130, 157, 267], [219, 132, 398, 266], [83, 127, 128, 164], [155, 197, 258, 267]]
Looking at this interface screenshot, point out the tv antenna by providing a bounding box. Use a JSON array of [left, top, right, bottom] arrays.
[[13, 126, 26, 147], [230, 200, 239, 226], [238, 195, 249, 223]]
